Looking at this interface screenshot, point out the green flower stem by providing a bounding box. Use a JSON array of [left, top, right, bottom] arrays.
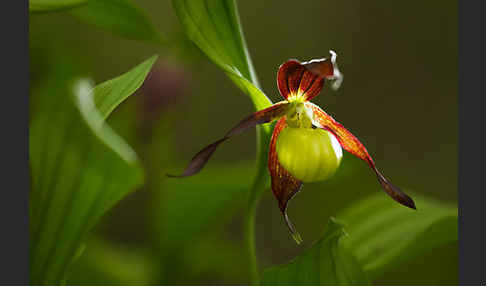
[[245, 125, 272, 286], [245, 192, 259, 286]]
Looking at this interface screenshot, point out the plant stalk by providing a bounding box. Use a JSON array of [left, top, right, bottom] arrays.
[[245, 192, 259, 286], [245, 125, 272, 286]]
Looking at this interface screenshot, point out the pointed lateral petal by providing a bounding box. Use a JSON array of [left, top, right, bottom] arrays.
[[268, 117, 304, 244], [168, 101, 290, 178], [306, 102, 416, 209], [302, 50, 343, 91]]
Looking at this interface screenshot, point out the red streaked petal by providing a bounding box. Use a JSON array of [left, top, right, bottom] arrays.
[[168, 101, 289, 178], [299, 69, 323, 101], [277, 59, 323, 101], [306, 102, 416, 209], [276, 51, 342, 101], [277, 60, 301, 99], [268, 117, 304, 244]]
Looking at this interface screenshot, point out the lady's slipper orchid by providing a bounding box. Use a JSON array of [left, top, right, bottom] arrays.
[[169, 51, 415, 243]]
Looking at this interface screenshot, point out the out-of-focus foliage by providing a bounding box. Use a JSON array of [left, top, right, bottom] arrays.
[[68, 234, 250, 286], [29, 0, 87, 12], [152, 163, 254, 256], [146, 163, 257, 285], [30, 0, 163, 44], [337, 192, 458, 279], [67, 237, 157, 286], [29, 55, 156, 285], [178, 235, 249, 282], [69, 0, 164, 44], [261, 218, 370, 286]]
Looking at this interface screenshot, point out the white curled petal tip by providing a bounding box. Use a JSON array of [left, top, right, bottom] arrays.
[[328, 50, 343, 90]]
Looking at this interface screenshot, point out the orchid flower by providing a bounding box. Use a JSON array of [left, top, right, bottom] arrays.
[[169, 51, 415, 243]]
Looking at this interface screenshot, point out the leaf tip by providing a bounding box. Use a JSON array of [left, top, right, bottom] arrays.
[[149, 54, 159, 63]]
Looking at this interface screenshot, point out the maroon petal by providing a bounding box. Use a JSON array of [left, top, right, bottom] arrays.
[[167, 138, 227, 178], [168, 102, 290, 178], [268, 117, 304, 244]]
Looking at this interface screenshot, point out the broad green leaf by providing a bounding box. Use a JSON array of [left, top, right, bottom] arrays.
[[70, 0, 164, 44], [261, 218, 370, 286], [30, 0, 87, 12], [172, 0, 272, 113], [336, 192, 458, 279], [152, 163, 254, 256], [93, 54, 158, 119], [29, 55, 156, 285], [67, 237, 157, 286]]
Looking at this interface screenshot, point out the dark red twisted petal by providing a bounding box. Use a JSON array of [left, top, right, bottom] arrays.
[[268, 117, 304, 244], [302, 50, 343, 91], [306, 102, 416, 210], [168, 101, 289, 178], [276, 51, 342, 101]]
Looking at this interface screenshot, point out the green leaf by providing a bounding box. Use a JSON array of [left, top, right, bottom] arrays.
[[29, 56, 156, 285], [69, 0, 164, 44], [261, 218, 370, 286], [29, 0, 88, 12], [93, 54, 158, 119], [152, 163, 254, 255], [336, 192, 458, 279], [67, 237, 157, 286], [172, 0, 272, 112]]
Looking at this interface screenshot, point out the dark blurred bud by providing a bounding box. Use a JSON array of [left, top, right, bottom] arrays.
[[136, 62, 188, 138], [138, 62, 188, 117]]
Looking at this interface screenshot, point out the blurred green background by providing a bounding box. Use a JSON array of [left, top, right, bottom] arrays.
[[30, 0, 457, 285]]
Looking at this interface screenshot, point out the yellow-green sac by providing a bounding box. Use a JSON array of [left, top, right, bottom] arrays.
[[276, 126, 343, 182]]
